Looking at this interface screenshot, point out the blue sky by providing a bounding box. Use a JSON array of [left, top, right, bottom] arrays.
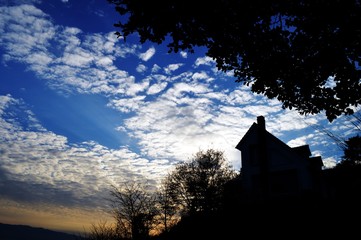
[[0, 0, 360, 234]]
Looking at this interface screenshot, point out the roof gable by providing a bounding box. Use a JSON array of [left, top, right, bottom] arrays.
[[235, 122, 258, 150], [235, 121, 292, 153]]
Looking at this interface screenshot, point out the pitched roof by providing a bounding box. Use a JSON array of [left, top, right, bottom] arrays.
[[235, 122, 258, 151], [235, 120, 291, 152]]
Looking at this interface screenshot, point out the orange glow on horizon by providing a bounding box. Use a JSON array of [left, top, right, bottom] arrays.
[[0, 199, 115, 235]]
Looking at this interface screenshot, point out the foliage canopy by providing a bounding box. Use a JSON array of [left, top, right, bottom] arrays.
[[108, 0, 361, 122], [165, 149, 237, 215]]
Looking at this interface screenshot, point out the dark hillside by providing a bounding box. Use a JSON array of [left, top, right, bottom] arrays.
[[0, 223, 80, 240]]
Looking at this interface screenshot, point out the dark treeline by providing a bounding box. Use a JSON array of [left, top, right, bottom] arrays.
[[81, 139, 361, 240]]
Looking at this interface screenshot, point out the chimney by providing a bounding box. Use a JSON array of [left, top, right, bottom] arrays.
[[257, 115, 265, 129]]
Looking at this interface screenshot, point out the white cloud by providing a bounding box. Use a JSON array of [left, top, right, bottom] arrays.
[[62, 26, 82, 35], [322, 157, 337, 169], [164, 63, 183, 74], [136, 64, 147, 73], [26, 51, 53, 65], [61, 51, 94, 67], [147, 82, 168, 95], [107, 95, 146, 113], [192, 71, 213, 82], [96, 56, 113, 67], [151, 64, 161, 73], [287, 135, 308, 147], [139, 46, 155, 61], [180, 51, 187, 58], [125, 78, 150, 96], [225, 89, 256, 105], [194, 56, 214, 67]]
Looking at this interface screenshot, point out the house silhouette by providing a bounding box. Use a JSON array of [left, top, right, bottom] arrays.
[[235, 116, 324, 204]]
